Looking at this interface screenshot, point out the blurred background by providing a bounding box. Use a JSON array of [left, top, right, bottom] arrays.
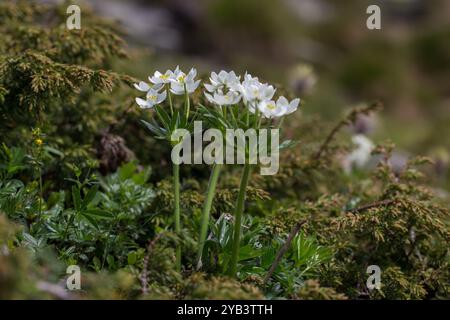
[[42, 0, 450, 189]]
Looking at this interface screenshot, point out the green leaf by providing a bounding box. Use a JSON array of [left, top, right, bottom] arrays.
[[72, 185, 81, 211], [80, 212, 99, 230], [107, 255, 115, 268], [82, 185, 98, 208], [82, 209, 113, 219], [119, 162, 136, 180], [127, 251, 137, 265]]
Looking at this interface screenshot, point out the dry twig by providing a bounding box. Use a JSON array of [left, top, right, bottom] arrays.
[[263, 220, 307, 285]]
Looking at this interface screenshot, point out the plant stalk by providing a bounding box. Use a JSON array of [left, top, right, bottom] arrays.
[[173, 163, 181, 272], [228, 163, 253, 277], [196, 163, 222, 269]]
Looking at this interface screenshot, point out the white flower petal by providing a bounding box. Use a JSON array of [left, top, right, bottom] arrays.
[[135, 97, 149, 108], [134, 81, 150, 92]]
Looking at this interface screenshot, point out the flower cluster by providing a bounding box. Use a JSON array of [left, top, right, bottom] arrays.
[[204, 71, 300, 119], [134, 66, 200, 109], [134, 68, 300, 119]]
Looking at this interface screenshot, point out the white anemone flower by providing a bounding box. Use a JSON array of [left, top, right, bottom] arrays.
[[276, 96, 300, 115], [204, 70, 242, 106], [134, 81, 151, 92], [239, 73, 276, 110], [149, 69, 175, 90], [257, 100, 286, 118], [205, 91, 241, 106], [170, 67, 201, 95], [204, 70, 241, 93], [135, 88, 167, 109]]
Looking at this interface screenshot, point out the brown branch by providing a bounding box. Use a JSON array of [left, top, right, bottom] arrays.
[[312, 101, 383, 161], [347, 199, 397, 213], [263, 220, 307, 285]]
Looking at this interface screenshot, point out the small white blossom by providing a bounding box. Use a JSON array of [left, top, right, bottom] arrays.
[[238, 73, 276, 110], [257, 96, 300, 118], [257, 100, 285, 118], [204, 70, 242, 106], [205, 70, 241, 93], [170, 67, 201, 95], [276, 96, 300, 115], [205, 91, 241, 106], [149, 69, 176, 90], [135, 88, 167, 109]]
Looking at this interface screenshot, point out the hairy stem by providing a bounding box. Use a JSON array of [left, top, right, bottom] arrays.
[[196, 163, 223, 269], [228, 163, 253, 277], [173, 163, 181, 272]]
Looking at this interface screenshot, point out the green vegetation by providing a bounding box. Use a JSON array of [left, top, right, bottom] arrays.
[[0, 1, 448, 300]]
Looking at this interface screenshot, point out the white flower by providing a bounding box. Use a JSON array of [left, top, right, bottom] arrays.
[[134, 81, 151, 92], [343, 134, 375, 173], [257, 100, 285, 118], [149, 69, 176, 90], [170, 67, 201, 95], [276, 96, 300, 115], [205, 91, 241, 106], [257, 96, 300, 118], [204, 70, 242, 106], [238, 73, 276, 107], [135, 88, 167, 109], [204, 70, 241, 93]]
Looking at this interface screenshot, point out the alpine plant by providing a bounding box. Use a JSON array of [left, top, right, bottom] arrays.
[[134, 68, 301, 277]]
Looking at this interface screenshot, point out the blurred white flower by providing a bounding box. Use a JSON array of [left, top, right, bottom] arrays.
[[289, 64, 317, 95], [135, 87, 167, 109], [343, 134, 375, 173], [170, 67, 201, 95]]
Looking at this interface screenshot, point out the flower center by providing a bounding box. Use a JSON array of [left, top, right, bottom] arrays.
[[267, 104, 276, 110], [177, 75, 186, 83], [149, 95, 157, 101], [160, 74, 169, 80]]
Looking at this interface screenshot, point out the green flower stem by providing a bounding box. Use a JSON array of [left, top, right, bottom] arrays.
[[184, 85, 190, 123], [196, 163, 223, 269], [228, 163, 253, 277], [173, 163, 181, 272], [277, 117, 285, 129], [166, 85, 173, 115]]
